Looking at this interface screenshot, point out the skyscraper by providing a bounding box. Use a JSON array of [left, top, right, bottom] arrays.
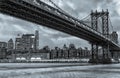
[[110, 31, 118, 44], [0, 42, 7, 59], [21, 34, 35, 51], [34, 30, 39, 50], [15, 30, 39, 51], [15, 38, 22, 50], [69, 44, 77, 58], [62, 44, 69, 59], [8, 38, 14, 51]]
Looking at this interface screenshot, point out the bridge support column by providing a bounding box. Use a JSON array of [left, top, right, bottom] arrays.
[[89, 43, 112, 64], [101, 45, 111, 64], [89, 43, 99, 63]]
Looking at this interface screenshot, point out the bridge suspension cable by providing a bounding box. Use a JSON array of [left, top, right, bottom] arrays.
[[80, 14, 90, 21], [41, 0, 91, 25], [79, 14, 91, 26], [108, 16, 114, 33], [47, 0, 71, 16], [48, 0, 90, 24]]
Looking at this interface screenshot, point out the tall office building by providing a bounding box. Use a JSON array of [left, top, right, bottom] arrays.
[[62, 44, 69, 59], [15, 37, 22, 51], [0, 47, 7, 59], [110, 31, 118, 44], [15, 30, 39, 51], [21, 34, 35, 51], [8, 38, 14, 51], [34, 30, 39, 50], [0, 42, 7, 59], [69, 44, 77, 58]]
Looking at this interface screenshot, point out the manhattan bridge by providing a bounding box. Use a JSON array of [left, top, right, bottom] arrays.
[[0, 0, 120, 64]]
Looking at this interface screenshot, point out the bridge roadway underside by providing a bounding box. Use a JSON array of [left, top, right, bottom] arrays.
[[0, 0, 119, 51]]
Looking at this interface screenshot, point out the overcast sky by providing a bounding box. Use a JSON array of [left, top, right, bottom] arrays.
[[0, 0, 120, 49]]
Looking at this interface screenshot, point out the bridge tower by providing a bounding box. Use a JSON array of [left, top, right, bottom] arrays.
[[101, 10, 111, 63], [89, 10, 111, 64]]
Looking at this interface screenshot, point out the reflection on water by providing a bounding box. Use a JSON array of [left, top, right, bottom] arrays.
[[1, 71, 120, 78], [0, 63, 120, 78]]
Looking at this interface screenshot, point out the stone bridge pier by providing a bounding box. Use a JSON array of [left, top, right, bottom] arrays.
[[89, 43, 112, 64]]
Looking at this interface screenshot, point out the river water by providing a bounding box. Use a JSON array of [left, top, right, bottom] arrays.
[[0, 63, 120, 78]]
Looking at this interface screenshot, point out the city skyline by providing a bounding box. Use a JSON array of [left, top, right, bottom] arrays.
[[0, 30, 89, 50]]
